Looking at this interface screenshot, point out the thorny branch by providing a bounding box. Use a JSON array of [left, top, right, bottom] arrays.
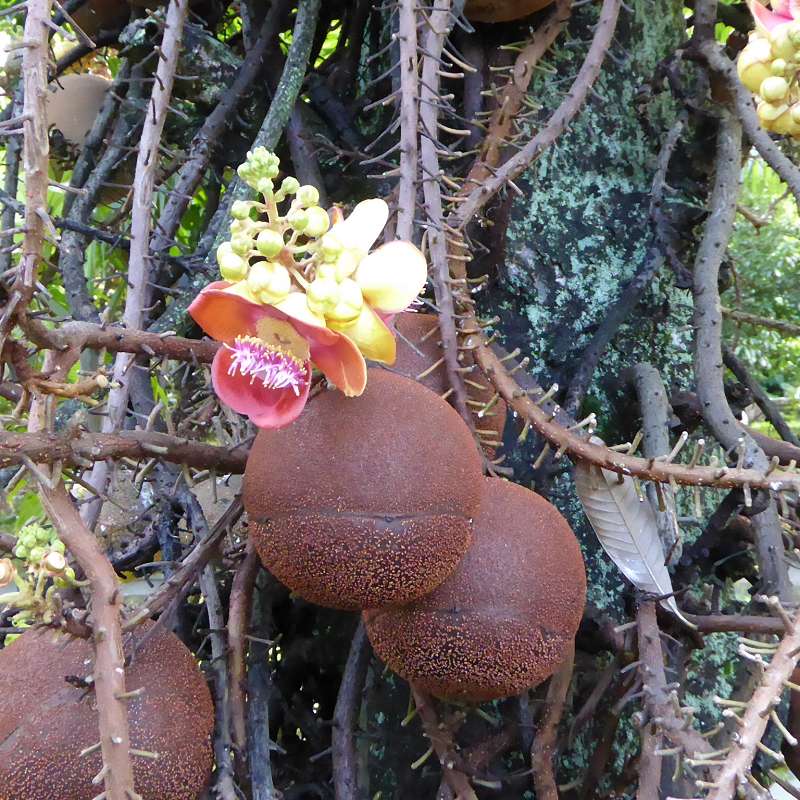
[[691, 114, 790, 600], [418, 0, 473, 426], [86, 0, 189, 526], [706, 600, 800, 800]]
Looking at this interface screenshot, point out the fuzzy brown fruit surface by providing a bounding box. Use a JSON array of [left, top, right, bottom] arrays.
[[0, 623, 213, 800], [465, 0, 555, 23], [364, 477, 586, 702], [244, 368, 483, 610], [393, 312, 508, 453]]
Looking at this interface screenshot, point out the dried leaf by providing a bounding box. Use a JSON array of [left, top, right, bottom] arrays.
[[574, 458, 694, 628]]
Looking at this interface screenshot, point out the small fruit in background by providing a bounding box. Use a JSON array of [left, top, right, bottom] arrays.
[[243, 368, 484, 610], [0, 622, 214, 799], [45, 73, 111, 147], [364, 477, 586, 702]]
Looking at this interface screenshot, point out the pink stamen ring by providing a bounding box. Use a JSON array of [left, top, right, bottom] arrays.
[[224, 336, 308, 396]]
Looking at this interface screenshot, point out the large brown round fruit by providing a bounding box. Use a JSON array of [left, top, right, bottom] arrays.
[[392, 312, 508, 453], [244, 368, 483, 610], [0, 623, 213, 800], [364, 477, 586, 702], [465, 0, 555, 22]]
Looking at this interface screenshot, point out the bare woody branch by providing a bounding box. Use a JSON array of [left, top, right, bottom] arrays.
[[89, 0, 189, 525], [692, 114, 790, 600], [395, 0, 419, 241], [418, 0, 473, 425], [706, 600, 800, 799], [0, 429, 249, 473]]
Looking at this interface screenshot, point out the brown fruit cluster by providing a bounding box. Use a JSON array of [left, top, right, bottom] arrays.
[[0, 623, 213, 800], [243, 314, 586, 701]]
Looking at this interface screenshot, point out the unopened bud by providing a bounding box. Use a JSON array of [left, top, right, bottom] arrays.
[[231, 201, 252, 220], [771, 58, 787, 75], [217, 242, 249, 281], [737, 37, 773, 93], [43, 551, 67, 575], [230, 234, 253, 257], [296, 185, 320, 207], [95, 374, 109, 389], [287, 209, 309, 232], [256, 228, 285, 258], [278, 176, 300, 196], [760, 75, 789, 102], [304, 206, 330, 238], [0, 558, 15, 588]]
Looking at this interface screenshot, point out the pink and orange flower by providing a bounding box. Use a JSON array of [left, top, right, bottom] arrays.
[[190, 196, 428, 429]]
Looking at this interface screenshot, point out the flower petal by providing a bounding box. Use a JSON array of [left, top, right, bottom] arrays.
[[749, 0, 791, 29], [188, 281, 265, 342], [329, 305, 396, 365], [355, 240, 428, 314], [211, 348, 311, 429], [330, 199, 389, 255], [773, 0, 790, 15], [308, 331, 367, 397]]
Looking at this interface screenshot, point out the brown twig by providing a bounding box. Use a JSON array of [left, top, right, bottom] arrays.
[[332, 621, 371, 800], [228, 540, 260, 776], [88, 0, 189, 526], [706, 601, 800, 799], [461, 0, 571, 192], [637, 601, 711, 760], [411, 687, 478, 800], [686, 613, 785, 636], [0, 0, 50, 352], [418, 0, 472, 426], [0, 428, 249, 473], [531, 643, 574, 800], [722, 306, 800, 338], [449, 0, 622, 230], [24, 318, 218, 362]]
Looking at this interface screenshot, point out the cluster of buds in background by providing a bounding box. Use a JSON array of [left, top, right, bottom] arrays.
[[738, 1, 800, 136], [0, 523, 80, 628]]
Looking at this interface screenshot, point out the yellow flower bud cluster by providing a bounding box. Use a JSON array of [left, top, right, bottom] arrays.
[[738, 24, 800, 137], [216, 149, 336, 310]]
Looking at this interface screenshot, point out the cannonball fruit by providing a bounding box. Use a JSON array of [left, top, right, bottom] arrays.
[[393, 312, 508, 453], [0, 623, 213, 799], [364, 478, 586, 702], [244, 368, 483, 610], [465, 0, 555, 23]]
